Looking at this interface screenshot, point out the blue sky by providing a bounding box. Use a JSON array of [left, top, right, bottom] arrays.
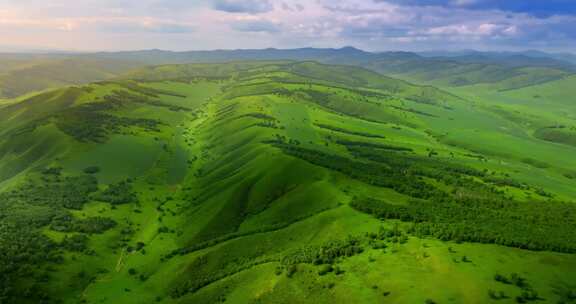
[[0, 0, 575, 52]]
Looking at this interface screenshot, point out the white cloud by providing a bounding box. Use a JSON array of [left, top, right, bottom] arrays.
[[212, 0, 273, 14], [229, 18, 280, 33]]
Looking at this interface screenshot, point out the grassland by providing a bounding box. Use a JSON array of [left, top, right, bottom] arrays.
[[0, 61, 574, 304]]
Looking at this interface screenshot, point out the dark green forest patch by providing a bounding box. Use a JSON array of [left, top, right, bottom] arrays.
[[94, 180, 138, 205], [534, 126, 576, 148], [54, 100, 163, 143], [335, 139, 413, 152], [315, 123, 386, 138], [351, 197, 576, 253], [0, 170, 116, 303]]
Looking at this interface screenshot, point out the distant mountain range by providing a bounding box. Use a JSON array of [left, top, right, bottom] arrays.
[[418, 49, 576, 64], [87, 47, 576, 69]]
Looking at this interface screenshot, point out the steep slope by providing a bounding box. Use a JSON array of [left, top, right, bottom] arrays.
[[0, 62, 575, 304]]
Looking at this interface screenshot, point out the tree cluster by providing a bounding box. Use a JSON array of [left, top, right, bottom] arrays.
[[94, 180, 138, 205]]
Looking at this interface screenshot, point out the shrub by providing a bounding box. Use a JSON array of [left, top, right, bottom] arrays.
[[83, 166, 100, 174], [318, 264, 334, 276]]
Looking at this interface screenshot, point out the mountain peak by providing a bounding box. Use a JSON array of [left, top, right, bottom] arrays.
[[339, 46, 364, 53]]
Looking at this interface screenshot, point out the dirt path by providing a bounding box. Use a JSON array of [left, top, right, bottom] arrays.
[[115, 247, 126, 272]]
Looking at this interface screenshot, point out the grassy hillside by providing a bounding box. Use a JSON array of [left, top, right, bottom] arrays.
[[0, 56, 144, 98], [0, 61, 575, 304]]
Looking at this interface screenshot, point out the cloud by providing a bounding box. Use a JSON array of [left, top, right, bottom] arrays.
[[281, 2, 304, 12], [0, 13, 195, 34], [376, 0, 576, 18], [424, 23, 517, 36], [309, 0, 576, 50], [229, 18, 280, 33], [0, 0, 575, 52], [99, 20, 195, 33], [212, 0, 273, 14]]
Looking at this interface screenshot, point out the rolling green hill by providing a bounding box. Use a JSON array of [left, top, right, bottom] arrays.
[[0, 61, 575, 304], [355, 53, 573, 91], [91, 47, 576, 92], [2, 47, 574, 100]]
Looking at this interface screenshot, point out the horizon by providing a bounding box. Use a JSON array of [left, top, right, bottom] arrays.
[[1, 45, 575, 57], [1, 0, 575, 53]]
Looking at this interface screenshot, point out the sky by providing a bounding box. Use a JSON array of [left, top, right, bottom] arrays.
[[1, 0, 575, 53]]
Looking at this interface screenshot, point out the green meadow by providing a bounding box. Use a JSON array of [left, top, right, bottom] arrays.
[[0, 61, 575, 304]]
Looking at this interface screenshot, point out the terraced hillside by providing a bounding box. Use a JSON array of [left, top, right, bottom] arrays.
[[1, 61, 575, 304]]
